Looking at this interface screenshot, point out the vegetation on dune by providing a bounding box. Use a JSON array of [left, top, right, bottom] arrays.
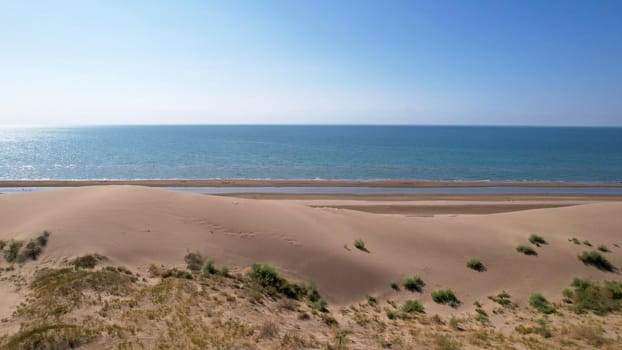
[[597, 244, 610, 253], [403, 276, 425, 292], [583, 240, 592, 247], [390, 281, 400, 291], [1, 231, 51, 264], [569, 237, 581, 245], [516, 245, 537, 256], [366, 294, 377, 305], [466, 258, 486, 272], [488, 291, 516, 309], [578, 251, 615, 271], [3, 240, 23, 263], [401, 300, 425, 314], [353, 239, 368, 252], [432, 289, 460, 308], [184, 251, 205, 272], [5, 324, 97, 350], [528, 234, 547, 247], [248, 263, 322, 306], [70, 254, 105, 269], [529, 293, 556, 314], [564, 278, 622, 315]]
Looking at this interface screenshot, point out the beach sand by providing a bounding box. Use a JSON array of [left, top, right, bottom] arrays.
[[1, 185, 622, 348]]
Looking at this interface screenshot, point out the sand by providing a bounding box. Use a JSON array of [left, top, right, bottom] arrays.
[[1, 185, 620, 318]]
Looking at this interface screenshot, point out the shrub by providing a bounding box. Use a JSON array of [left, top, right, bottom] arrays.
[[17, 240, 43, 262], [248, 263, 320, 302], [184, 251, 204, 272], [36, 230, 51, 246], [202, 260, 217, 275], [162, 268, 193, 279], [353, 239, 368, 252], [578, 251, 615, 271], [488, 291, 516, 308], [71, 255, 103, 269], [466, 258, 485, 272], [403, 276, 425, 292], [366, 295, 377, 305], [516, 245, 537, 256], [565, 278, 622, 315], [390, 282, 400, 291], [569, 237, 580, 245], [312, 298, 328, 312], [474, 308, 489, 324], [432, 289, 460, 307], [529, 293, 555, 314], [401, 300, 424, 314], [597, 245, 610, 253], [0, 240, 6, 250], [219, 265, 229, 276], [4, 240, 23, 263], [529, 234, 547, 246], [583, 240, 592, 247]]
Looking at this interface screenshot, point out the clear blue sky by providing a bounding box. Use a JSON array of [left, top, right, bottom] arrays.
[[1, 0, 621, 126]]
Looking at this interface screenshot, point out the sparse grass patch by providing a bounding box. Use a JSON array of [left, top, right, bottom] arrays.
[[366, 295, 377, 305], [568, 323, 610, 347], [568, 237, 580, 245], [528, 234, 546, 247], [4, 324, 97, 350], [516, 245, 537, 256], [390, 281, 400, 291], [312, 298, 328, 312], [529, 293, 555, 314], [466, 258, 485, 272], [353, 239, 368, 252], [582, 240, 592, 247], [488, 291, 516, 309], [433, 333, 461, 350], [431, 289, 460, 307], [402, 276, 425, 292], [401, 300, 424, 314], [565, 278, 622, 315], [578, 251, 615, 271], [474, 308, 489, 324], [248, 263, 321, 304]]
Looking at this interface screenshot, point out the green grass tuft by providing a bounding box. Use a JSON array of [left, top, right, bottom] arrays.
[[528, 234, 547, 246], [431, 289, 460, 307], [402, 276, 425, 292], [529, 293, 555, 314], [597, 244, 610, 253], [578, 251, 615, 271], [353, 239, 368, 252], [516, 245, 537, 256], [466, 258, 486, 272], [401, 300, 425, 314], [565, 278, 622, 315]]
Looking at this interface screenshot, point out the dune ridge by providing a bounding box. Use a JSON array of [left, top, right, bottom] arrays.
[[1, 186, 620, 311]]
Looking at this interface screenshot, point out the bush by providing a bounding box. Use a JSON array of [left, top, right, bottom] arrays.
[[366, 295, 377, 305], [529, 234, 547, 246], [202, 260, 217, 275], [583, 240, 592, 247], [390, 282, 400, 291], [71, 255, 103, 269], [578, 251, 615, 271], [36, 230, 51, 246], [403, 276, 425, 292], [466, 258, 485, 272], [488, 291, 516, 308], [17, 240, 43, 262], [162, 268, 193, 279], [184, 251, 204, 272], [569, 237, 580, 245], [248, 263, 320, 302], [516, 245, 537, 256], [353, 239, 368, 252], [0, 240, 6, 250], [4, 240, 23, 263], [565, 278, 622, 315], [312, 298, 328, 312], [401, 300, 424, 314], [432, 289, 460, 307], [597, 245, 610, 253], [529, 293, 555, 314]]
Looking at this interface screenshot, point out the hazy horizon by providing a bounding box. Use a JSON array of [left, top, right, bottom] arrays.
[[1, 0, 621, 126]]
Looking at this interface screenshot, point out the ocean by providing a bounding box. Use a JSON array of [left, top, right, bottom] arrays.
[[1, 125, 621, 182]]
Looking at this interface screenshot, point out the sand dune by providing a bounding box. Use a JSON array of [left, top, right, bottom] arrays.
[[1, 186, 620, 311]]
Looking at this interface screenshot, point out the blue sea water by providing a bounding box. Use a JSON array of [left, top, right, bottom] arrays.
[[1, 125, 621, 182]]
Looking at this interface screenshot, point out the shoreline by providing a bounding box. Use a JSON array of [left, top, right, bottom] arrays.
[[1, 179, 621, 188]]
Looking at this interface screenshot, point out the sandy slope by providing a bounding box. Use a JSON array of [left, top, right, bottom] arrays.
[[1, 186, 620, 311]]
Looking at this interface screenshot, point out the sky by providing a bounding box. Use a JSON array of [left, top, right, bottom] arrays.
[[0, 0, 621, 126]]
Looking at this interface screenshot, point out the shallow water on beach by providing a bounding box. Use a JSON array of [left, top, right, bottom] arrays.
[[1, 125, 621, 182]]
